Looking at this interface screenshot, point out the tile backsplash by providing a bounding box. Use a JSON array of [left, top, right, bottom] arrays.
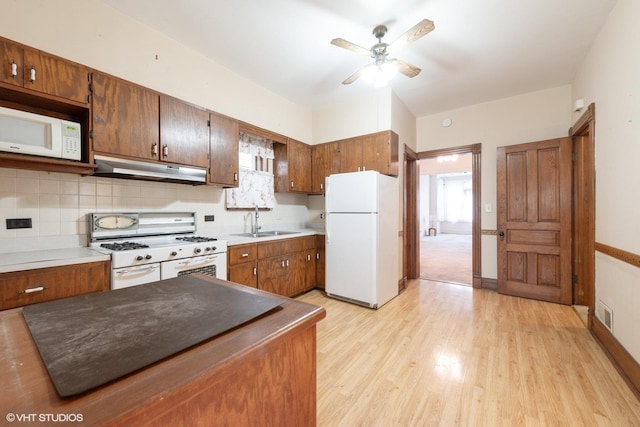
[[0, 168, 313, 253]]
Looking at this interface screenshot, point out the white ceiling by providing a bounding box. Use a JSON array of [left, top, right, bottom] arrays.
[[99, 0, 617, 117]]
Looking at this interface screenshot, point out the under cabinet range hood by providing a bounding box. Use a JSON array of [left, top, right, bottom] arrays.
[[93, 155, 207, 185]]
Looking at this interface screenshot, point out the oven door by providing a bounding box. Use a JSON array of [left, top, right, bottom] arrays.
[[112, 263, 161, 290], [161, 254, 227, 280]]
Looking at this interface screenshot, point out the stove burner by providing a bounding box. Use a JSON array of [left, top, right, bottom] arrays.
[[176, 236, 218, 243], [100, 241, 150, 251]]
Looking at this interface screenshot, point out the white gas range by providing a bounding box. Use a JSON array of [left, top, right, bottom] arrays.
[[89, 212, 227, 290]]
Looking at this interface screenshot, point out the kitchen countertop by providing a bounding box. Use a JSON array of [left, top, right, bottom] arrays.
[[0, 247, 110, 274], [222, 228, 324, 245]]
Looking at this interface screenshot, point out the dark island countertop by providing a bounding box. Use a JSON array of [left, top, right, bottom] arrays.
[[0, 274, 326, 426]]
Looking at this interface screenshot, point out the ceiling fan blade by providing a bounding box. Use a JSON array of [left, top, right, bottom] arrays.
[[389, 19, 434, 52], [331, 38, 371, 56], [341, 65, 367, 85], [394, 59, 421, 78]]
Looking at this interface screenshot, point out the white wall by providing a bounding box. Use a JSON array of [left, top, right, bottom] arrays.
[[571, 0, 640, 362], [416, 85, 573, 279], [0, 0, 314, 252]]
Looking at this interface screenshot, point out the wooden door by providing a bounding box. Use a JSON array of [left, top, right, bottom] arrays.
[[287, 138, 312, 192], [339, 138, 361, 173], [92, 72, 160, 160], [209, 111, 239, 187], [0, 39, 24, 87], [23, 48, 89, 104], [159, 95, 210, 168], [497, 137, 572, 304]]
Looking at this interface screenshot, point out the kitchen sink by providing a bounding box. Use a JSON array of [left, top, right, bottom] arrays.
[[232, 231, 301, 238]]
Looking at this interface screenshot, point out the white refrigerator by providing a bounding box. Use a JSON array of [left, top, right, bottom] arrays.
[[325, 170, 399, 308]]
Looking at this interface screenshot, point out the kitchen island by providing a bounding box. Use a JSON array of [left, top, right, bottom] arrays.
[[0, 275, 326, 426]]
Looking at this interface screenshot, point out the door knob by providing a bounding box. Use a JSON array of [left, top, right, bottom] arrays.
[[499, 231, 505, 240]]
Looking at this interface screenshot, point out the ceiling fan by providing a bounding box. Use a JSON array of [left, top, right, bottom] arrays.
[[331, 18, 435, 86]]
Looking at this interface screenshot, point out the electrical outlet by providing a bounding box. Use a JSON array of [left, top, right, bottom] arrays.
[[6, 218, 32, 229], [204, 215, 215, 222]]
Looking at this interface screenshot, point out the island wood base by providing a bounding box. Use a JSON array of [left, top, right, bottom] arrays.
[[0, 275, 326, 426]]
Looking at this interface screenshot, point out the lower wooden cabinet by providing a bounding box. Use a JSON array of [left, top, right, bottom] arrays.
[[315, 234, 325, 290], [227, 235, 322, 297], [0, 261, 110, 311]]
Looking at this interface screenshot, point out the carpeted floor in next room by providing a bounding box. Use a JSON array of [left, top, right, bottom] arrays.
[[420, 233, 472, 285]]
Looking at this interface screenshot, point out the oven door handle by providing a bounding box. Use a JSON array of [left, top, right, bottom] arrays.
[[176, 255, 218, 267], [116, 265, 159, 274]]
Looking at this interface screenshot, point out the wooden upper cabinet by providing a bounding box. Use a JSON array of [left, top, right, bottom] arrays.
[[91, 72, 160, 161], [288, 138, 311, 192], [0, 38, 89, 104], [311, 141, 341, 194], [159, 95, 209, 168], [209, 111, 239, 187], [338, 137, 361, 173], [0, 39, 24, 87], [23, 48, 90, 104], [274, 138, 312, 193], [361, 131, 398, 176]]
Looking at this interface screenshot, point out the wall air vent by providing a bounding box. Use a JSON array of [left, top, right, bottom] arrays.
[[597, 300, 614, 332]]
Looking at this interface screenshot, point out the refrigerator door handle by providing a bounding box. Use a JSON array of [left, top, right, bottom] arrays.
[[325, 213, 330, 243]]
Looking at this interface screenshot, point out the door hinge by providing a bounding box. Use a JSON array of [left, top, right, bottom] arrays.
[[207, 119, 211, 127], [572, 152, 578, 161]]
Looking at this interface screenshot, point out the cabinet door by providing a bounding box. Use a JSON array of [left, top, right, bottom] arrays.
[[288, 138, 312, 193], [229, 262, 257, 288], [0, 261, 110, 311], [311, 141, 341, 193], [209, 111, 239, 187], [315, 235, 325, 290], [159, 95, 210, 168], [361, 131, 399, 176], [0, 39, 24, 87], [92, 72, 160, 160], [258, 256, 289, 295], [304, 249, 316, 292], [339, 138, 362, 173], [23, 47, 89, 104]]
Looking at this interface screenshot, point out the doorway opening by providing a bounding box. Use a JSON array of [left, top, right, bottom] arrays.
[[419, 154, 473, 285]]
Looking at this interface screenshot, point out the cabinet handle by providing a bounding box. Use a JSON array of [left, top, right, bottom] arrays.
[[320, 183, 324, 190], [241, 253, 249, 257], [19, 286, 46, 294], [357, 166, 361, 172], [152, 143, 158, 155], [316, 252, 320, 260], [162, 144, 169, 157], [253, 267, 257, 276], [10, 61, 17, 77], [281, 260, 286, 268], [362, 166, 366, 171], [286, 259, 289, 267], [234, 172, 238, 182], [29, 66, 36, 82], [307, 254, 311, 261], [290, 181, 294, 188]]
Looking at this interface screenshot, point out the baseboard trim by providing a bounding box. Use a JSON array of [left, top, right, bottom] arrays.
[[480, 277, 497, 290], [590, 314, 640, 400]]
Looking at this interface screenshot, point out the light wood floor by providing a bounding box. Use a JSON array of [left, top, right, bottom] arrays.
[[296, 280, 640, 426]]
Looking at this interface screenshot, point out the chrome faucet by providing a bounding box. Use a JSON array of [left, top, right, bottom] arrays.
[[253, 205, 261, 235]]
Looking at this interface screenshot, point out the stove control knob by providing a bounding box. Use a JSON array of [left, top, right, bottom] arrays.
[[194, 247, 202, 254], [145, 254, 152, 260], [135, 255, 144, 261], [211, 246, 217, 252], [205, 246, 213, 252], [171, 251, 178, 256]]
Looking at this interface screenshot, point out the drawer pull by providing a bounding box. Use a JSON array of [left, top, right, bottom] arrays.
[[11, 62, 18, 77], [241, 253, 249, 257], [253, 267, 257, 276], [19, 286, 46, 294]]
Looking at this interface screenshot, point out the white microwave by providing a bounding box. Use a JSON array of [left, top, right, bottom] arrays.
[[0, 106, 82, 161]]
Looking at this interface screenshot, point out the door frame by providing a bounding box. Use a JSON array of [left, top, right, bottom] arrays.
[[569, 104, 596, 319], [412, 144, 482, 288], [403, 145, 419, 283]]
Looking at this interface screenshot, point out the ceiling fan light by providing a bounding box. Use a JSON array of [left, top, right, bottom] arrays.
[[362, 64, 378, 84]]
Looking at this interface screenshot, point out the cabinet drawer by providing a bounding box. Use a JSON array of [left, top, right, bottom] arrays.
[[258, 238, 305, 259], [301, 236, 316, 250], [228, 244, 257, 265], [0, 261, 110, 311]]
